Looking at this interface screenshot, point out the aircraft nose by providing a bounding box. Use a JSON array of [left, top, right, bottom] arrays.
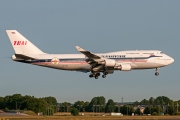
[[168, 56, 174, 65], [171, 58, 174, 63]]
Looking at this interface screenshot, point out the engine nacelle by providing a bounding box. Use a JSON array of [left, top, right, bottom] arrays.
[[105, 59, 116, 67], [120, 64, 131, 71]]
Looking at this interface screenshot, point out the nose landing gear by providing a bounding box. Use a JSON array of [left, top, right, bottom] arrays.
[[155, 68, 159, 76]]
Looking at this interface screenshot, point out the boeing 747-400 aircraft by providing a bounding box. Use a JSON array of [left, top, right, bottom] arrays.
[[6, 30, 174, 79]]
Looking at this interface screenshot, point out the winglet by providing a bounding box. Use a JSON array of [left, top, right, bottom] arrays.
[[76, 46, 86, 52]]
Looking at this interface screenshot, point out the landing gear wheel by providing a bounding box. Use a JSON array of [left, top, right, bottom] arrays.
[[97, 73, 100, 76], [102, 75, 106, 78], [89, 74, 93, 78], [104, 72, 108, 75], [95, 75, 99, 79], [155, 68, 159, 76], [155, 72, 159, 76]]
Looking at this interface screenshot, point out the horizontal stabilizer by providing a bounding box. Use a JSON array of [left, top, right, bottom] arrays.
[[15, 54, 37, 60]]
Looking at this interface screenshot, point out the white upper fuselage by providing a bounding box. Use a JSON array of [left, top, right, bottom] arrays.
[[15, 50, 174, 72]]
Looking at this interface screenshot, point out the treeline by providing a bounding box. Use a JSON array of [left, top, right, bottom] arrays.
[[0, 94, 180, 115], [60, 96, 180, 115], [0, 94, 57, 115]]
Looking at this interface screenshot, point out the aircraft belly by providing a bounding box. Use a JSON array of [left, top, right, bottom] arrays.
[[132, 62, 165, 69], [58, 64, 90, 70], [33, 62, 90, 70]]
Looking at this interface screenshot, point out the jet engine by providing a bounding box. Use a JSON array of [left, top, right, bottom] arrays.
[[120, 64, 131, 71], [105, 59, 116, 67], [97, 59, 116, 67]]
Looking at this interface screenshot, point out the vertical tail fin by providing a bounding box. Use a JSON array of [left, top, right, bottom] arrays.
[[6, 30, 45, 54]]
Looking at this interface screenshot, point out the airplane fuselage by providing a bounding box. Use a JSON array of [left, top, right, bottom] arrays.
[[13, 50, 174, 72]]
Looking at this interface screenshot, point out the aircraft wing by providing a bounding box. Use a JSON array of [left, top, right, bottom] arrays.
[[76, 46, 106, 67], [76, 46, 101, 59]]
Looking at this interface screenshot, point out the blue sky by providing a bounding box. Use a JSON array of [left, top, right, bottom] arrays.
[[0, 0, 179, 103]]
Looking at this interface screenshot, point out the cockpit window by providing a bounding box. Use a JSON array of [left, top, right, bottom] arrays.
[[160, 51, 164, 54]]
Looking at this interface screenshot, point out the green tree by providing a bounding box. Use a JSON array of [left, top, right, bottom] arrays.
[[42, 97, 57, 105], [84, 101, 89, 112], [97, 96, 106, 106], [128, 106, 134, 115], [149, 97, 154, 105], [155, 99, 160, 105], [0, 94, 61, 115], [134, 101, 139, 106], [0, 97, 4, 109], [3, 94, 23, 110], [1, 94, 49, 114], [152, 112, 158, 116], [144, 106, 150, 114], [25, 96, 48, 114], [88, 97, 98, 112], [36, 99, 49, 115], [150, 105, 163, 115], [71, 108, 79, 116], [105, 99, 115, 112], [61, 102, 71, 112], [121, 105, 134, 115], [140, 99, 149, 105], [161, 96, 170, 104], [42, 96, 58, 114], [155, 96, 170, 105], [157, 105, 163, 115], [74, 101, 84, 112], [91, 97, 98, 105], [134, 107, 141, 115], [167, 105, 174, 115], [88, 96, 106, 112]]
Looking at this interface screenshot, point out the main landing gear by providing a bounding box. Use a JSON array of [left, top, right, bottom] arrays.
[[89, 72, 100, 79], [102, 72, 108, 78], [155, 68, 159, 76], [89, 72, 108, 79]]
